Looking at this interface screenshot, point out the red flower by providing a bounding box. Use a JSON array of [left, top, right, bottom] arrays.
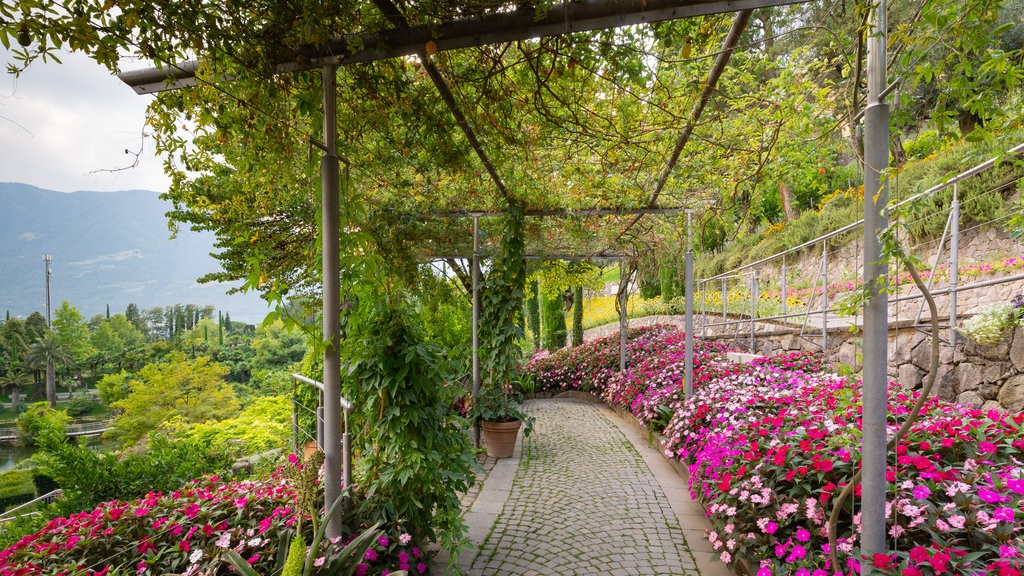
[[872, 553, 896, 569]]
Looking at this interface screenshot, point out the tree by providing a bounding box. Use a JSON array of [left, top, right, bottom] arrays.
[[24, 334, 74, 407], [541, 288, 567, 352], [111, 354, 239, 445], [571, 285, 584, 347], [526, 280, 541, 349], [125, 303, 147, 336], [51, 301, 94, 366]]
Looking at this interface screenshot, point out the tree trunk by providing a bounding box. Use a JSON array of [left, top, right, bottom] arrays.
[[46, 358, 56, 407], [779, 181, 796, 221]]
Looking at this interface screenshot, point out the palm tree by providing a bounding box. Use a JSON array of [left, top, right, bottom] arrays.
[[25, 335, 75, 407], [0, 367, 33, 402]]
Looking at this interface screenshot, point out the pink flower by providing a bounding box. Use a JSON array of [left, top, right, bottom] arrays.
[[378, 535, 389, 547], [979, 488, 1004, 503], [994, 508, 1015, 522], [399, 532, 412, 545], [796, 528, 810, 542], [912, 485, 931, 500]]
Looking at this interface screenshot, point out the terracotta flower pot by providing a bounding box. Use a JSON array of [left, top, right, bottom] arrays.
[[480, 419, 522, 458]]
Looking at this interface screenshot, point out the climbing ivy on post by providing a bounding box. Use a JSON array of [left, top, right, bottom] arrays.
[[478, 207, 526, 387]]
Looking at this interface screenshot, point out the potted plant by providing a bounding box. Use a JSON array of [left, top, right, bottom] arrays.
[[469, 382, 535, 458]]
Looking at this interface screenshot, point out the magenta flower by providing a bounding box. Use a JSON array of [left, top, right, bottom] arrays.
[[978, 488, 1005, 503], [993, 508, 1015, 522]]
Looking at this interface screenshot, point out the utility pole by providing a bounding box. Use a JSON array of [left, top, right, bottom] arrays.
[[43, 254, 53, 327]]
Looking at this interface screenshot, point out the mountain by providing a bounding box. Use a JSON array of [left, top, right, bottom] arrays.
[[0, 183, 270, 323]]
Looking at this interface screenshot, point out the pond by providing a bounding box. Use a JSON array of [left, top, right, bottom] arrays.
[[0, 444, 36, 473], [0, 438, 118, 473]]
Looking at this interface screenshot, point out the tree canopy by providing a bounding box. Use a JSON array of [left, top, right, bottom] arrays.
[[3, 0, 1022, 312]]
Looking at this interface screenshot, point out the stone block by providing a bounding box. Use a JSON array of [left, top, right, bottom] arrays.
[[953, 363, 981, 394], [1011, 326, 1024, 373], [897, 364, 923, 391], [982, 400, 1004, 412], [893, 332, 926, 365], [936, 364, 956, 401], [981, 382, 1002, 400], [910, 337, 935, 370], [837, 342, 859, 368], [997, 374, 1024, 412], [956, 390, 984, 408], [982, 363, 1006, 384], [940, 344, 954, 365]]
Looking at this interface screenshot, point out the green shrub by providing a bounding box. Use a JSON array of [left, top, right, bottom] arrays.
[[15, 402, 69, 447], [0, 469, 36, 512], [63, 397, 95, 417]]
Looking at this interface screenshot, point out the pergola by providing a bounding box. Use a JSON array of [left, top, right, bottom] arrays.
[[118, 0, 892, 569]]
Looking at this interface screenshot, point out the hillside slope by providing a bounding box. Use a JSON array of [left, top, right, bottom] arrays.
[[0, 183, 269, 322]]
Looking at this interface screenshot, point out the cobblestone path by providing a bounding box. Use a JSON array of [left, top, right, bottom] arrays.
[[463, 398, 703, 576]]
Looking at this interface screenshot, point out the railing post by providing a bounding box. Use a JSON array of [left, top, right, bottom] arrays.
[[700, 280, 707, 339], [822, 240, 828, 351], [750, 271, 758, 353], [949, 182, 960, 344], [781, 255, 787, 318], [721, 277, 727, 320]]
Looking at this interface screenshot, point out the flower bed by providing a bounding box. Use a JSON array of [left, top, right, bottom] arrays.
[[527, 326, 1024, 575], [0, 463, 425, 576]]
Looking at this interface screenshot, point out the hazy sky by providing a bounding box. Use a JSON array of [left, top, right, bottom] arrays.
[[0, 49, 170, 193]]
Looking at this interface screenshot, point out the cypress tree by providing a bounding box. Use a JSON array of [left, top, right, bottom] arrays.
[[572, 285, 584, 347], [541, 289, 566, 351], [526, 280, 540, 349]]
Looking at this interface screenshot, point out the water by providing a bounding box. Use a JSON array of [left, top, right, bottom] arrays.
[[0, 438, 117, 473], [0, 444, 36, 473]]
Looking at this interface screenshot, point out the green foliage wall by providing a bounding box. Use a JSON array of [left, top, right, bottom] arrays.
[[342, 291, 475, 551]]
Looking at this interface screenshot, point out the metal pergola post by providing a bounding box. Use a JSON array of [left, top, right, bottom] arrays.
[[684, 210, 695, 399], [861, 0, 890, 570], [472, 215, 482, 448], [949, 183, 960, 344], [320, 63, 344, 540]]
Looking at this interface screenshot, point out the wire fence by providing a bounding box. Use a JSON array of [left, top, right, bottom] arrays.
[[696, 143, 1024, 353]]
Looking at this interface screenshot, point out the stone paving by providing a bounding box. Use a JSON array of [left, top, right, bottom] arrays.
[[450, 397, 726, 576]]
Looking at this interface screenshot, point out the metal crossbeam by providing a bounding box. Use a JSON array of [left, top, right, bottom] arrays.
[[119, 0, 809, 94]]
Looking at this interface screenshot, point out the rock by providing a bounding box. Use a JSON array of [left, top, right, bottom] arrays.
[[894, 332, 927, 365], [910, 337, 935, 370], [897, 364, 923, 391], [953, 363, 982, 394], [997, 374, 1024, 412], [838, 342, 859, 368], [956, 391, 985, 408], [940, 344, 954, 365], [981, 382, 1002, 400], [968, 337, 1011, 363], [1011, 326, 1024, 373], [936, 364, 956, 401], [982, 400, 1004, 412], [982, 363, 1005, 384]]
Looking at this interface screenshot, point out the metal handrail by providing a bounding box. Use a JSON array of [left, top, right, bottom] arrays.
[[701, 141, 1024, 282], [0, 490, 62, 523], [291, 374, 353, 497]]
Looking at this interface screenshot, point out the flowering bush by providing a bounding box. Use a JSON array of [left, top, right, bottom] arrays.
[[958, 294, 1024, 345], [531, 325, 1024, 574], [0, 459, 429, 576], [662, 365, 1024, 575]]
